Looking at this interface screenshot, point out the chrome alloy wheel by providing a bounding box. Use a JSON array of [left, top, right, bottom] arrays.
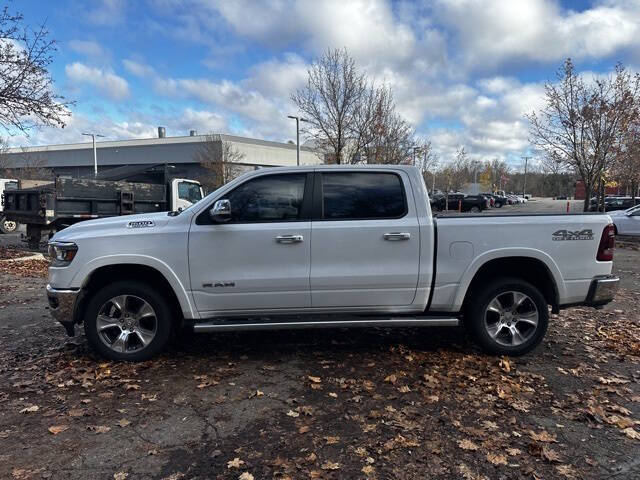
[[483, 291, 539, 347], [96, 295, 157, 353]]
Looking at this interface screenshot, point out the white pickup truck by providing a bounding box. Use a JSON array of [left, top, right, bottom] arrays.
[[46, 165, 619, 361]]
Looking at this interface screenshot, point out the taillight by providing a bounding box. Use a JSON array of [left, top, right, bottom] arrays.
[[596, 224, 615, 261]]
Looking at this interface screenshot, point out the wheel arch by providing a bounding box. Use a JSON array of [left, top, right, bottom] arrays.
[[455, 251, 562, 314], [71, 256, 198, 325]]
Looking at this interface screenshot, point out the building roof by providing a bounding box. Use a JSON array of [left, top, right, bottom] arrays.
[[5, 133, 315, 154], [3, 133, 320, 169]]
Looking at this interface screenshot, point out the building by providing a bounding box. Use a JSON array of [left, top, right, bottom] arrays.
[[2, 129, 321, 183]]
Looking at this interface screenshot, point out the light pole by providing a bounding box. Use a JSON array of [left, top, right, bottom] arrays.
[[521, 155, 531, 197], [431, 159, 438, 193], [82, 132, 105, 177], [287, 116, 308, 166]]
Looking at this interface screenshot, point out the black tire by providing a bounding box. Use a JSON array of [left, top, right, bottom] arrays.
[[84, 281, 174, 361], [495, 201, 503, 208], [470, 206, 481, 213], [0, 217, 18, 234], [464, 277, 549, 356]]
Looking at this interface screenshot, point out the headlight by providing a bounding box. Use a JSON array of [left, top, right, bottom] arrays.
[[48, 242, 78, 266]]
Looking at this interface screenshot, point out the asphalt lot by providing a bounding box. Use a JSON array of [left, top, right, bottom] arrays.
[[0, 204, 638, 480]]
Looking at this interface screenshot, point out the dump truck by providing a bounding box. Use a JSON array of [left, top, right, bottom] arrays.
[[2, 164, 203, 247]]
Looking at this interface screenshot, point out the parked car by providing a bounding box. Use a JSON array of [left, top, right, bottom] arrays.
[[610, 204, 640, 236], [431, 193, 488, 213], [46, 165, 618, 361], [484, 192, 508, 208]]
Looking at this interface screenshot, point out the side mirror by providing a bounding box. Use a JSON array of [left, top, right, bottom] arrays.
[[209, 199, 231, 222]]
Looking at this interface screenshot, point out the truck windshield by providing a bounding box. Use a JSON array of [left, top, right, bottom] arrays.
[[178, 182, 203, 204], [4, 181, 18, 190]]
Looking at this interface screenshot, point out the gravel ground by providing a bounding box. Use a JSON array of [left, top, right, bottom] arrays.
[[0, 227, 639, 480]]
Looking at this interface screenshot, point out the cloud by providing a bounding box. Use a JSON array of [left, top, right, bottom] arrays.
[[65, 62, 130, 100], [67, 40, 109, 59], [434, 0, 640, 69], [5, 107, 229, 147], [84, 0, 127, 26], [123, 59, 156, 78]]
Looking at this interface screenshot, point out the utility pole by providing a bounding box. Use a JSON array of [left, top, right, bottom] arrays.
[[82, 132, 105, 177], [287, 116, 308, 166], [521, 156, 531, 197]]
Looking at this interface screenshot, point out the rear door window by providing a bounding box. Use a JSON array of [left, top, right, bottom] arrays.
[[320, 172, 406, 220]]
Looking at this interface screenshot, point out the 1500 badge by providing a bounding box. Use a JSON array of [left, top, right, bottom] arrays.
[[552, 229, 594, 241], [127, 220, 155, 228]]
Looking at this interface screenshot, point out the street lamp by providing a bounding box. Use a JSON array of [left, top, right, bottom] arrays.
[[82, 132, 105, 177], [287, 116, 308, 166]]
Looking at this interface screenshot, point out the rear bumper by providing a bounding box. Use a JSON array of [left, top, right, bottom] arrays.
[[584, 275, 619, 307], [46, 284, 80, 336]]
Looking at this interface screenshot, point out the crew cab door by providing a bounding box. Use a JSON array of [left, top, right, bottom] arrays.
[[310, 170, 420, 307], [188, 172, 312, 315]]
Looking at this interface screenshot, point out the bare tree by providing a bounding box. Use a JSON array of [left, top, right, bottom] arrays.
[[291, 48, 368, 164], [527, 59, 640, 211], [612, 118, 640, 205], [193, 135, 245, 191], [0, 7, 72, 133], [0, 141, 52, 179], [350, 85, 417, 165]]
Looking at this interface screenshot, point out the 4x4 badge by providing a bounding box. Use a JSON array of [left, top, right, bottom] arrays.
[[552, 229, 594, 241]]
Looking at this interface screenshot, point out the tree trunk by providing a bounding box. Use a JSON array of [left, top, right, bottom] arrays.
[[583, 183, 592, 212]]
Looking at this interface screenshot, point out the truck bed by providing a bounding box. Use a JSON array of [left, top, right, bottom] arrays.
[[3, 177, 167, 226]]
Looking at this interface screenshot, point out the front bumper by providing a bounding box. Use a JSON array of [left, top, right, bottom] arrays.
[[46, 284, 80, 336], [585, 275, 619, 307]]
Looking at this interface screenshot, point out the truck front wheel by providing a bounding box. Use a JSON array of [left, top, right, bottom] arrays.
[[465, 278, 548, 356], [84, 281, 173, 361]]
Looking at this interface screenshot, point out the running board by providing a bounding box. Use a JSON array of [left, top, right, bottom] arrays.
[[193, 316, 460, 333]]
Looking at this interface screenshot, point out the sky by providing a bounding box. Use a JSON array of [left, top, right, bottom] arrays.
[[7, 0, 640, 169]]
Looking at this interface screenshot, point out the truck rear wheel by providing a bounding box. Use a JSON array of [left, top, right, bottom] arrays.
[[0, 217, 18, 234], [465, 278, 548, 356], [84, 281, 173, 361]]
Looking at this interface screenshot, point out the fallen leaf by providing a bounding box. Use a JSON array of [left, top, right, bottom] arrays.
[[125, 384, 140, 390], [48, 425, 69, 435], [328, 392, 337, 398], [555, 464, 578, 478], [286, 410, 299, 418], [361, 465, 375, 475], [238, 473, 254, 480], [529, 430, 558, 443], [87, 425, 111, 434], [598, 376, 630, 385], [298, 425, 310, 434], [542, 445, 562, 463], [384, 374, 397, 383], [113, 473, 128, 480], [321, 461, 340, 470], [227, 458, 245, 469], [486, 452, 507, 465], [308, 376, 322, 383], [398, 385, 411, 393], [306, 452, 317, 462], [117, 419, 132, 428], [19, 405, 39, 414], [623, 428, 640, 440], [506, 448, 521, 456], [324, 435, 340, 445], [458, 439, 479, 451]]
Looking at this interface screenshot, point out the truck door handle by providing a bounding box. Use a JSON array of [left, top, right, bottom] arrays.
[[276, 234, 304, 244], [383, 232, 411, 241]]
